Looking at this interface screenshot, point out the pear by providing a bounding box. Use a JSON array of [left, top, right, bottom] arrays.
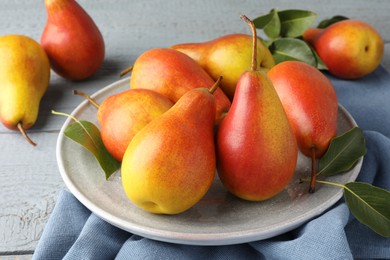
[[171, 33, 275, 101], [216, 16, 298, 201], [0, 35, 50, 146], [268, 61, 338, 192], [303, 19, 384, 79], [121, 78, 221, 214], [97, 89, 173, 162], [129, 48, 230, 125], [41, 0, 105, 81]]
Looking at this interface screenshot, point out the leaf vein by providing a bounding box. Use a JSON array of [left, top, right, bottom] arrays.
[[344, 185, 388, 220]]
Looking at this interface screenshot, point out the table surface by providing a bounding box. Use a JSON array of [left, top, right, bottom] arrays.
[[0, 0, 389, 258]]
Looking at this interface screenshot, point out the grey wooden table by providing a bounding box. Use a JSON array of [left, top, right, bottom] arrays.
[[0, 0, 389, 258]]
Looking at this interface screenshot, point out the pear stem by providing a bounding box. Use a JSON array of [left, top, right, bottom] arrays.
[[17, 122, 36, 146], [119, 65, 133, 77], [73, 90, 100, 109], [309, 146, 317, 193], [240, 15, 257, 71], [209, 75, 223, 94]]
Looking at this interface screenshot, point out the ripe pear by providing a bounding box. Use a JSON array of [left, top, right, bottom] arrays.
[[0, 35, 50, 146], [121, 79, 221, 214], [171, 33, 275, 101], [268, 61, 338, 192], [41, 0, 105, 81], [303, 19, 384, 79], [216, 16, 298, 201], [129, 48, 230, 125], [97, 89, 173, 162]]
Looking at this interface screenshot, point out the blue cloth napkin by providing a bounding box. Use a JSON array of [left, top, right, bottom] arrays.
[[33, 66, 390, 260]]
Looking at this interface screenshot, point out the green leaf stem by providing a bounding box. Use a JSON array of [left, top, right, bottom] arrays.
[[315, 180, 390, 237]]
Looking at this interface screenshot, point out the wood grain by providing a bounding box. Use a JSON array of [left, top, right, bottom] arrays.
[[0, 0, 389, 256]]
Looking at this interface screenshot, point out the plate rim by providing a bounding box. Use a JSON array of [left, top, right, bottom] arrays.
[[56, 77, 363, 246]]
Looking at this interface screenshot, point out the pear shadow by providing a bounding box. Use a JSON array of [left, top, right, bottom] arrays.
[[32, 58, 132, 131], [89, 58, 131, 81], [32, 79, 68, 130]]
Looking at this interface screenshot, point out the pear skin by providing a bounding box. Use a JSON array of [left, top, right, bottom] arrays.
[[130, 48, 230, 125], [41, 0, 105, 80], [97, 89, 173, 162], [171, 34, 275, 101], [121, 86, 217, 214], [216, 16, 298, 201], [0, 35, 50, 146]]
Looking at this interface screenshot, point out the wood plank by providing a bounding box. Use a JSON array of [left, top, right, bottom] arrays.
[[0, 256, 32, 260], [0, 133, 63, 255]]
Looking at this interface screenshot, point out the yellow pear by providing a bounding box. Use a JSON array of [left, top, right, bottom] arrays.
[[172, 34, 275, 101], [0, 35, 50, 146], [121, 80, 221, 214]]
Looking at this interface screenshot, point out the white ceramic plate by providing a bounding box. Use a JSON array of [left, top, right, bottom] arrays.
[[56, 77, 362, 246]]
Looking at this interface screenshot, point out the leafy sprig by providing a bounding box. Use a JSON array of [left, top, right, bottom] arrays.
[[53, 110, 120, 179], [305, 127, 390, 237], [253, 9, 347, 69]]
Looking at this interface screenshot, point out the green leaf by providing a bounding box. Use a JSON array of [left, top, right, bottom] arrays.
[[270, 38, 317, 66], [253, 9, 275, 28], [319, 127, 366, 176], [317, 15, 349, 29], [311, 47, 328, 70], [262, 38, 273, 48], [344, 182, 390, 237], [64, 120, 121, 180], [278, 9, 317, 37], [253, 9, 281, 39]]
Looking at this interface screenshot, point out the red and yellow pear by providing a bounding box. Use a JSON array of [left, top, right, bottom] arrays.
[[0, 35, 50, 146], [303, 19, 384, 79], [97, 89, 173, 162], [216, 16, 298, 201], [268, 61, 338, 192], [129, 48, 231, 125], [171, 33, 275, 101], [41, 0, 105, 80], [121, 79, 221, 214]]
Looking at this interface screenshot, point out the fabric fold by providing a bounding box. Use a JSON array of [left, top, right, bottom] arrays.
[[32, 190, 91, 260], [249, 203, 353, 260], [63, 214, 130, 260]]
